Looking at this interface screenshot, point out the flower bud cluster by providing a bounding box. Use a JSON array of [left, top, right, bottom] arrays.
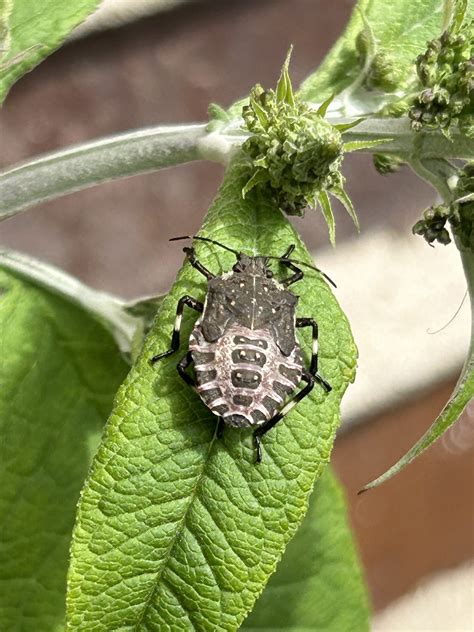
[[242, 85, 344, 216], [412, 205, 452, 245], [409, 19, 473, 136]]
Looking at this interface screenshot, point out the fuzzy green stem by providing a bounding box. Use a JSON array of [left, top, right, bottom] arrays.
[[1, 118, 473, 221], [0, 124, 207, 220]]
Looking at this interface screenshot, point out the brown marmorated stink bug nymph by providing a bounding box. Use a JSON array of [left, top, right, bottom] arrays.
[[151, 236, 333, 462]]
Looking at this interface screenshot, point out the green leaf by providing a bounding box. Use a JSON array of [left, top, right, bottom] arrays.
[[241, 467, 370, 631], [361, 246, 474, 492], [316, 94, 335, 118], [242, 168, 269, 198], [0, 248, 143, 354], [276, 46, 295, 107], [0, 0, 102, 104], [298, 0, 445, 107], [343, 138, 392, 153], [449, 0, 468, 31], [318, 190, 336, 246], [331, 186, 361, 231], [66, 158, 358, 630], [334, 118, 365, 132], [0, 267, 128, 631]]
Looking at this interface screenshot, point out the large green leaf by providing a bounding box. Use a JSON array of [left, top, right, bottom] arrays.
[[362, 246, 474, 491], [0, 268, 128, 631], [0, 0, 101, 104], [66, 159, 357, 631], [241, 467, 370, 631], [298, 0, 446, 108]]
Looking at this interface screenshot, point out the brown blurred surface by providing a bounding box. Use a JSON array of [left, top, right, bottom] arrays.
[[0, 0, 434, 298], [334, 381, 474, 611], [0, 0, 472, 615]]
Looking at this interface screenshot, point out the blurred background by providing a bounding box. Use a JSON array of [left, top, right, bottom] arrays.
[[0, 0, 472, 628]]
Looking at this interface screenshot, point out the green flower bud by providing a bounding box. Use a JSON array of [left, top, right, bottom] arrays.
[[409, 16, 473, 136], [242, 83, 344, 217], [412, 204, 452, 246], [373, 153, 405, 175]]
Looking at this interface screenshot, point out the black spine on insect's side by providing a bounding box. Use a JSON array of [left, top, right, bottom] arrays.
[[150, 295, 203, 364]]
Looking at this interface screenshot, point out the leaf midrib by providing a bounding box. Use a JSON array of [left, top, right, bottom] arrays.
[[132, 423, 220, 631]]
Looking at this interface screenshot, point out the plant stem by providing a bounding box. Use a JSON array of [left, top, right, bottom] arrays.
[[0, 124, 207, 220], [0, 118, 473, 221]]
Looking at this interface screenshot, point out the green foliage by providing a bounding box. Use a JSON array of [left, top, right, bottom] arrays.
[[0, 0, 101, 103], [409, 6, 474, 136], [0, 268, 128, 631], [298, 0, 445, 114], [66, 159, 358, 630], [241, 467, 370, 631]]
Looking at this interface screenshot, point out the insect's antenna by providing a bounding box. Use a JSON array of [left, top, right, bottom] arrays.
[[170, 235, 240, 257], [267, 255, 337, 288]]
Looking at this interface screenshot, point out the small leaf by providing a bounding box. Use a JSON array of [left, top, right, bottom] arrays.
[[250, 91, 270, 130], [360, 246, 474, 492], [0, 0, 101, 103], [242, 168, 269, 198], [66, 159, 358, 630], [456, 191, 474, 204], [276, 45, 295, 107], [343, 138, 392, 152], [331, 186, 360, 232], [241, 467, 370, 631], [0, 267, 128, 631], [316, 94, 335, 118], [334, 118, 365, 132], [318, 190, 336, 246], [449, 0, 468, 32]]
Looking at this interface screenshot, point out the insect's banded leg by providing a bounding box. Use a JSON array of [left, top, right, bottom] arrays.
[[280, 245, 304, 288], [177, 350, 197, 389], [183, 247, 214, 280], [253, 370, 315, 463], [296, 317, 331, 392], [216, 418, 225, 440], [150, 295, 203, 364]]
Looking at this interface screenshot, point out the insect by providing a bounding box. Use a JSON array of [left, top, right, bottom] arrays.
[[151, 235, 333, 462]]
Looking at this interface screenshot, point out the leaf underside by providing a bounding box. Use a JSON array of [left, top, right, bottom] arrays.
[[0, 0, 101, 104], [66, 159, 357, 631], [298, 0, 445, 102], [0, 268, 128, 631], [241, 466, 370, 631]]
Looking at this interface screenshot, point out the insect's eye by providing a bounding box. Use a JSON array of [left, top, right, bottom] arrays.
[[266, 270, 273, 278]]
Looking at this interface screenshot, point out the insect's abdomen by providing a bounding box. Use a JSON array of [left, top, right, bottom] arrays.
[[189, 322, 303, 428]]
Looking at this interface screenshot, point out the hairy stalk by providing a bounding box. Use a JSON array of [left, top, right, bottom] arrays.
[[0, 118, 473, 221], [0, 124, 207, 220]]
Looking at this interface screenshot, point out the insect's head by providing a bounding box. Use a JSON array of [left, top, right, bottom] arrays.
[[232, 254, 273, 277]]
